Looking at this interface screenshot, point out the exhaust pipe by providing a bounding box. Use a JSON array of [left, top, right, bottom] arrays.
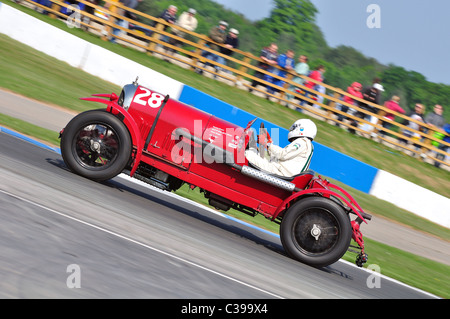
[[241, 165, 296, 192]]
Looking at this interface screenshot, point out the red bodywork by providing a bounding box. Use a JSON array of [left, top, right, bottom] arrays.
[[78, 83, 370, 265]]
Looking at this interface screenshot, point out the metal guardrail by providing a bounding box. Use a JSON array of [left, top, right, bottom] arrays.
[[19, 0, 450, 166]]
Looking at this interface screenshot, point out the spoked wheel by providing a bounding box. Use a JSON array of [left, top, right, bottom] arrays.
[[60, 110, 132, 181], [280, 196, 352, 268]]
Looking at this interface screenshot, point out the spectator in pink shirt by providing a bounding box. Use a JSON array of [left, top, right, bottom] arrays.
[[380, 95, 405, 136], [301, 65, 325, 107], [336, 82, 363, 133]]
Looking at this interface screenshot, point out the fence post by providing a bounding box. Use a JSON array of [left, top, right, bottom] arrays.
[[326, 92, 341, 119], [373, 109, 387, 135], [146, 22, 165, 54], [235, 56, 251, 85], [190, 38, 206, 71], [102, 2, 118, 41], [422, 129, 434, 153], [280, 73, 294, 99], [49, 2, 60, 19]]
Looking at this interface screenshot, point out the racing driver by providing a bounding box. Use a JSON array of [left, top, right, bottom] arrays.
[[245, 119, 317, 177]]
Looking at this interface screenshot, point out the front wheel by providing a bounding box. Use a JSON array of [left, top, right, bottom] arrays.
[[280, 196, 352, 268], [60, 110, 132, 181]]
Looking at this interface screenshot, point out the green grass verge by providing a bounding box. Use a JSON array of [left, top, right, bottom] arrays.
[[1, 3, 449, 297], [344, 238, 450, 299], [0, 113, 61, 146]]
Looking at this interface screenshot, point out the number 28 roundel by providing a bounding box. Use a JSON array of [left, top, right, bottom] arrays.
[[132, 87, 165, 109]]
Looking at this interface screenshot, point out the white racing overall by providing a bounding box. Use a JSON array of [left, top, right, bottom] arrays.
[[245, 137, 314, 177]]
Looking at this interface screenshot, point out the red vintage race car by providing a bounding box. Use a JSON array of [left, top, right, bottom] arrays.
[[59, 79, 371, 268]]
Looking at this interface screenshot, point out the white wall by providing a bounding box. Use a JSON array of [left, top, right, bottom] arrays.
[[370, 171, 450, 227], [0, 3, 184, 98]]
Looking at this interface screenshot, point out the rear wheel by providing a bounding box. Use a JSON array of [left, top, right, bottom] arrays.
[[60, 110, 132, 181], [280, 196, 351, 268]]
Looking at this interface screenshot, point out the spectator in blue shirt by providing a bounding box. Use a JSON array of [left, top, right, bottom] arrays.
[[249, 43, 279, 93], [265, 49, 295, 96]]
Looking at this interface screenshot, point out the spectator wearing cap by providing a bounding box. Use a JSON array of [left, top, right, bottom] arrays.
[[159, 5, 178, 30], [357, 82, 384, 132], [159, 5, 178, 44], [163, 5, 177, 22], [207, 20, 228, 52], [167, 8, 198, 54], [199, 28, 238, 75], [196, 21, 228, 75], [220, 28, 239, 56], [214, 28, 240, 74], [175, 8, 198, 34], [368, 78, 383, 105], [361, 82, 384, 111]]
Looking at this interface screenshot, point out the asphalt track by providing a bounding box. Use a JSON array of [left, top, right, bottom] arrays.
[[0, 92, 442, 299], [0, 132, 438, 299]]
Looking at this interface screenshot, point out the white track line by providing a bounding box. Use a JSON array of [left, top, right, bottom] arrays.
[[0, 188, 285, 299]]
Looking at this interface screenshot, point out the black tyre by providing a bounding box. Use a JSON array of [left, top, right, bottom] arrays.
[[280, 196, 352, 268], [60, 110, 132, 181]]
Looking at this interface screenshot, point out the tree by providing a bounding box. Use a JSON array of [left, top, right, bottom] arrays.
[[267, 0, 317, 27], [257, 0, 326, 56]]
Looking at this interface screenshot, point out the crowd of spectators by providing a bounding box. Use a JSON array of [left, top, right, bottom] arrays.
[[131, 5, 241, 76], [31, 0, 449, 165], [166, 8, 197, 54], [195, 20, 240, 76], [264, 49, 295, 98], [240, 39, 449, 162]]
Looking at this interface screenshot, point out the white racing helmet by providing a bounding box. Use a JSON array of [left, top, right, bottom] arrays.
[[288, 119, 317, 142]]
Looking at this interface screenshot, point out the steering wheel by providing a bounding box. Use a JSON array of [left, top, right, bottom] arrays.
[[244, 117, 257, 133]]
